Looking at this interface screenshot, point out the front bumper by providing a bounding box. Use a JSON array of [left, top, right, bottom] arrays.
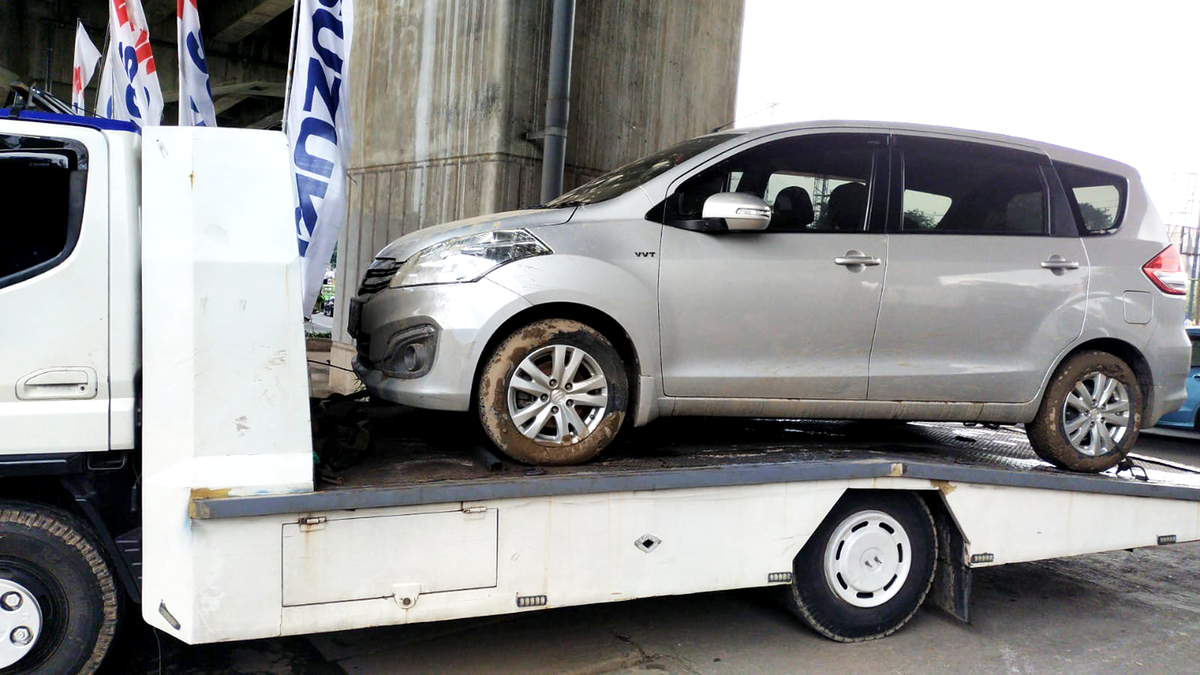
[[351, 278, 531, 411]]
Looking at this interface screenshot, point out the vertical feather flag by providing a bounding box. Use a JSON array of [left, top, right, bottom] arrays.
[[177, 0, 217, 126], [99, 0, 163, 125], [71, 21, 102, 114], [285, 0, 354, 314]]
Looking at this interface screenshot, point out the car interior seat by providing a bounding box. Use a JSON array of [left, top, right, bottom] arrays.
[[768, 186, 815, 231]]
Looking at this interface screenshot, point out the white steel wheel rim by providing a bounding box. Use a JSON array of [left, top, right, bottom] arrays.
[[1062, 370, 1131, 457], [0, 579, 42, 669], [506, 344, 609, 446], [823, 510, 912, 608]]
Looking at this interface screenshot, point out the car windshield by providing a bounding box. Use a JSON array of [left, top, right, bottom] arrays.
[[544, 132, 741, 208]]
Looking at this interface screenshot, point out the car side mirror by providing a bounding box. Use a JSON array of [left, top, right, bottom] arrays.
[[702, 192, 771, 231]]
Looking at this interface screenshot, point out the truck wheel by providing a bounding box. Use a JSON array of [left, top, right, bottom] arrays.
[[0, 502, 118, 675], [784, 492, 936, 642], [1027, 351, 1141, 472], [477, 319, 628, 465]]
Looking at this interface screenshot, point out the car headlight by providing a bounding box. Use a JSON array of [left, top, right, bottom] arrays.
[[389, 229, 551, 288]]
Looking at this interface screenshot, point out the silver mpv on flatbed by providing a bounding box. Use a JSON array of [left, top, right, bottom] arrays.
[[351, 121, 1192, 472]]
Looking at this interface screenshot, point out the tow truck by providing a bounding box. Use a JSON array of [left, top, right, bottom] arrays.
[[1, 111, 1199, 674]]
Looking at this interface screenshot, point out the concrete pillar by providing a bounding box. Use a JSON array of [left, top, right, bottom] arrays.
[[333, 0, 745, 358]]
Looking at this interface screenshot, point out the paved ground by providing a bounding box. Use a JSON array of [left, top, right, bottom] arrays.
[[307, 311, 334, 334], [103, 430, 1200, 674]]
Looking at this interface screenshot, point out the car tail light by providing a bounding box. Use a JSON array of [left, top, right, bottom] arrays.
[[1143, 245, 1189, 295]]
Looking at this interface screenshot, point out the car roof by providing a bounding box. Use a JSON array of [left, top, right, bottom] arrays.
[[730, 119, 1139, 180]]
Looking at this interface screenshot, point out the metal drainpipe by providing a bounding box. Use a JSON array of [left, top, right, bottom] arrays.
[[539, 0, 576, 203]]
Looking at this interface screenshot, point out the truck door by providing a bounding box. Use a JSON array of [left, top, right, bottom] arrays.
[[0, 121, 110, 454]]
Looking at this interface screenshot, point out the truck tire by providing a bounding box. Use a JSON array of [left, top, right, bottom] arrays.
[[1027, 351, 1142, 473], [0, 502, 118, 675], [784, 492, 936, 642], [477, 319, 628, 465]]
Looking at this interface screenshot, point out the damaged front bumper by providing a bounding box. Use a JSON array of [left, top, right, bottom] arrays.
[[351, 278, 532, 411]]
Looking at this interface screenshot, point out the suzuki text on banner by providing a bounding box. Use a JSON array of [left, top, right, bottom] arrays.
[[286, 0, 354, 315], [177, 0, 217, 127], [102, 0, 163, 126]]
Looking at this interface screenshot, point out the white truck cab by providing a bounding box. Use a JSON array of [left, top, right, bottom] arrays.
[[2, 111, 1200, 675]]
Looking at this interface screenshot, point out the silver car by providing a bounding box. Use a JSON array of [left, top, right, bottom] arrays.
[[350, 121, 1192, 472]]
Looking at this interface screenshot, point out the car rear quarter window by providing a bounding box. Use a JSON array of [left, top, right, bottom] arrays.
[[1055, 163, 1126, 234]]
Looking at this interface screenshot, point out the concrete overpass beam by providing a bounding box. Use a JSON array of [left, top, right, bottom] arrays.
[[211, 0, 294, 44]]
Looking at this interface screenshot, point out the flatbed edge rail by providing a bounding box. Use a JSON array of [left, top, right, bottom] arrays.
[[190, 457, 1200, 520]]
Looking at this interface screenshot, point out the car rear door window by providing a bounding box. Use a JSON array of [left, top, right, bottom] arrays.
[[1056, 163, 1126, 234], [898, 137, 1049, 236]]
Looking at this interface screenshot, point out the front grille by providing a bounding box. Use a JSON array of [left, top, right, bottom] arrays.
[[357, 258, 401, 295]]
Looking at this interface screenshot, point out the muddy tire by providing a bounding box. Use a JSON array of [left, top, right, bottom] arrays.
[[477, 319, 628, 465], [783, 492, 936, 642], [1027, 351, 1141, 473], [0, 502, 119, 675]]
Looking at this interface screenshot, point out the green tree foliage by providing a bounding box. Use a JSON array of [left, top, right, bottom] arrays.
[[1079, 202, 1114, 232], [903, 209, 938, 229]]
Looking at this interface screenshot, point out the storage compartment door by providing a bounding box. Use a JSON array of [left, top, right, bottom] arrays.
[[282, 509, 498, 606]]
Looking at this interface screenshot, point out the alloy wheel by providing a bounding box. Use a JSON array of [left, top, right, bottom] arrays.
[[1061, 370, 1131, 457], [506, 344, 609, 445]]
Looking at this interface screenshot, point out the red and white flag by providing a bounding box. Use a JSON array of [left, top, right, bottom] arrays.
[[98, 0, 163, 126], [177, 0, 217, 126], [71, 21, 102, 113]]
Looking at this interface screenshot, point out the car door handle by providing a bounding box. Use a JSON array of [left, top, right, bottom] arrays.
[[834, 251, 881, 267], [1040, 256, 1080, 271]]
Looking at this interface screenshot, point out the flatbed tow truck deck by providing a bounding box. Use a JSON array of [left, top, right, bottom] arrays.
[[131, 127, 1200, 652], [193, 413, 1200, 519]]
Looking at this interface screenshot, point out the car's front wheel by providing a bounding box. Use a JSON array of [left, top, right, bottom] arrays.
[[1027, 350, 1142, 472], [476, 319, 628, 465]]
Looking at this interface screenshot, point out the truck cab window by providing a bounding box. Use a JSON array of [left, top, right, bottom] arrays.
[[0, 137, 87, 287]]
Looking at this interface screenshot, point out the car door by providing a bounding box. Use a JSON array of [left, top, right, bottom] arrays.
[[0, 121, 110, 454], [658, 132, 888, 399], [868, 134, 1088, 403]]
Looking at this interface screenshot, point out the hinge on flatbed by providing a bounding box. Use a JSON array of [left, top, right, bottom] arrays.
[[462, 506, 488, 515], [298, 516, 326, 532]]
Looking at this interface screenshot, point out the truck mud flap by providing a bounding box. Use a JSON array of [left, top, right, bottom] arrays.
[[925, 496, 971, 623]]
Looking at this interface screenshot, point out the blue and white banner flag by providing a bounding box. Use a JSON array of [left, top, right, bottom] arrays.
[[98, 0, 163, 126], [285, 0, 354, 315], [177, 0, 217, 126]]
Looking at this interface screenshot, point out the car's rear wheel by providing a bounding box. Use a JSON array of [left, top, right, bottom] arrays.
[[783, 492, 936, 641], [1027, 350, 1142, 472], [477, 319, 628, 465]]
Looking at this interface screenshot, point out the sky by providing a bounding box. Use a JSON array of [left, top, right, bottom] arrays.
[[735, 0, 1200, 229]]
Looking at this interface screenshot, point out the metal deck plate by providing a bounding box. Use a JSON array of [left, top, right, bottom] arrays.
[[193, 414, 1200, 519]]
